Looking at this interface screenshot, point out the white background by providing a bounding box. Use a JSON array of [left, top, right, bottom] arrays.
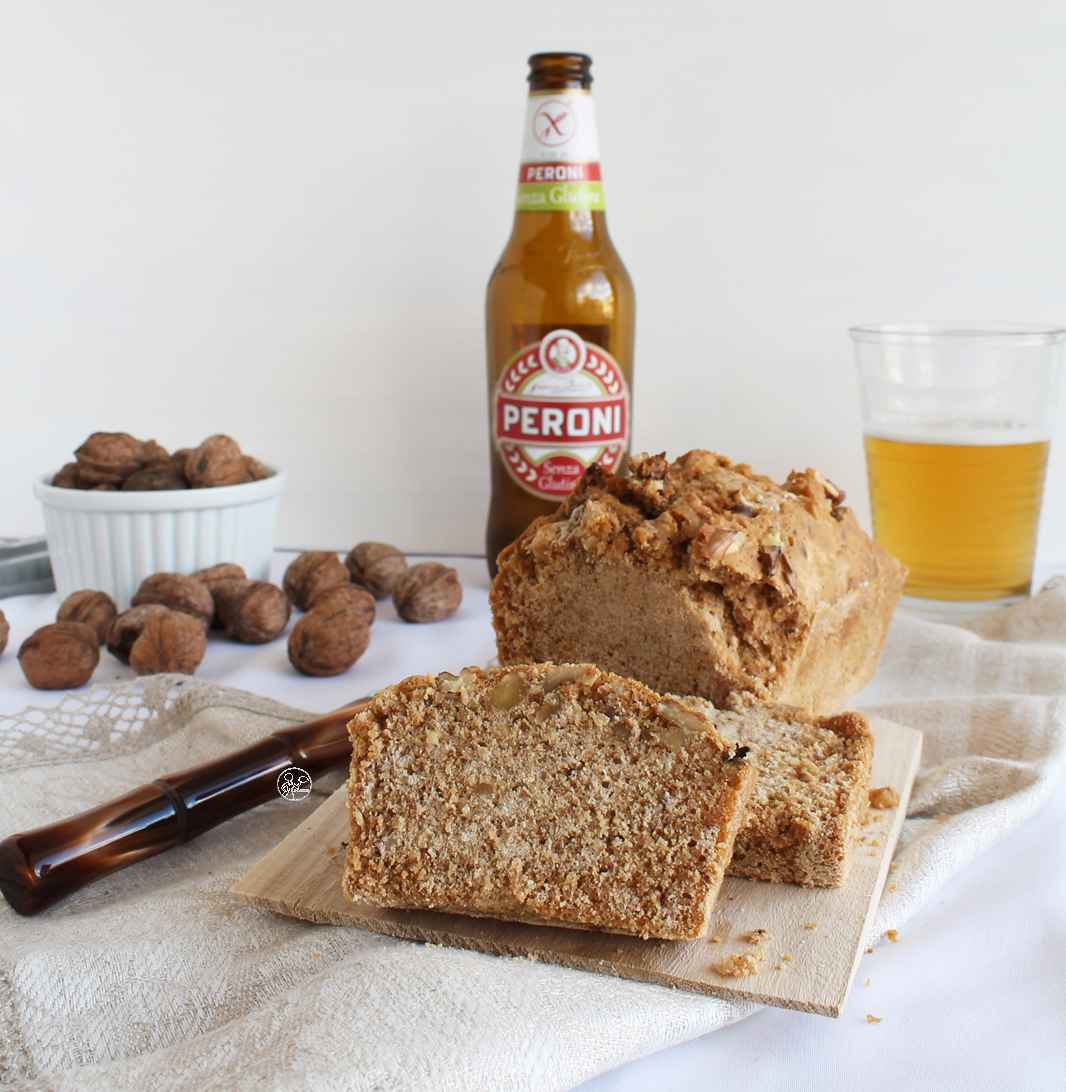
[[3, 0, 1065, 561]]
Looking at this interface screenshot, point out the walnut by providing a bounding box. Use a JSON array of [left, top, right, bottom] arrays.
[[0, 608, 8, 654], [288, 602, 371, 676], [191, 563, 247, 624], [106, 604, 169, 663], [56, 589, 118, 644], [212, 579, 291, 643], [184, 435, 246, 488], [169, 449, 193, 478], [18, 622, 100, 689], [140, 439, 171, 469], [121, 467, 189, 491], [131, 573, 214, 630], [51, 462, 83, 489], [74, 432, 147, 486], [128, 610, 207, 675], [306, 582, 375, 625], [241, 455, 269, 482], [392, 562, 462, 623], [345, 542, 407, 599], [283, 551, 350, 611]]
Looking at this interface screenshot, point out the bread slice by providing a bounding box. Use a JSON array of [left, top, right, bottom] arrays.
[[682, 697, 874, 887], [490, 451, 907, 716], [343, 663, 756, 940]]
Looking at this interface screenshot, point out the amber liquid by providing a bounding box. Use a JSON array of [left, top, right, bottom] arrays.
[[485, 208, 635, 574], [864, 435, 1050, 601]]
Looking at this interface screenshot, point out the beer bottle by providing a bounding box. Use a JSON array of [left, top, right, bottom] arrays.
[[485, 52, 635, 575]]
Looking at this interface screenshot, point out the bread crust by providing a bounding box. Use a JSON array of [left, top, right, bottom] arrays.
[[490, 450, 906, 715]]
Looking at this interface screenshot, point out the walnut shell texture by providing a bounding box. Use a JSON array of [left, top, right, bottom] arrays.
[[345, 542, 407, 600], [106, 604, 169, 664], [57, 589, 118, 644], [185, 435, 245, 488], [213, 579, 291, 643], [74, 432, 148, 486], [132, 573, 214, 630], [19, 622, 100, 689], [121, 467, 189, 491], [392, 562, 462, 623], [51, 462, 83, 489], [287, 603, 370, 677], [305, 582, 375, 625], [191, 562, 247, 594], [283, 551, 350, 611], [128, 611, 207, 676]]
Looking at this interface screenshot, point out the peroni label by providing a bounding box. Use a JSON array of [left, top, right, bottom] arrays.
[[492, 329, 629, 500]]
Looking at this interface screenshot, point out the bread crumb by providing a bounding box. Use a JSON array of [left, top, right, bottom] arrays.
[[782, 955, 791, 962], [871, 839, 880, 847], [864, 977, 870, 987], [327, 846, 336, 854], [866, 1014, 883, 1023], [888, 883, 896, 892], [773, 962, 787, 971], [869, 786, 899, 808], [866, 948, 873, 953], [713, 951, 765, 977], [744, 929, 772, 945], [313, 952, 320, 959], [710, 935, 722, 944], [934, 813, 950, 822], [886, 930, 898, 943], [804, 923, 818, 930], [225, 910, 233, 918]]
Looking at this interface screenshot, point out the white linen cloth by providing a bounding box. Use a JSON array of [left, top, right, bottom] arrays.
[[1, 571, 1065, 1091]]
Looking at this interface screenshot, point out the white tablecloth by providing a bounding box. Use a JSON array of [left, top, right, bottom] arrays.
[[1, 554, 1064, 1090]]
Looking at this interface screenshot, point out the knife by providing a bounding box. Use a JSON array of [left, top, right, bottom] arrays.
[[0, 696, 372, 916]]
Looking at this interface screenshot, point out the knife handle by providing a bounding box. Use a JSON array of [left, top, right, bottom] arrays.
[[0, 698, 370, 917]]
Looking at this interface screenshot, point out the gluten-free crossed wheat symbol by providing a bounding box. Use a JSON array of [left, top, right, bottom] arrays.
[[539, 111, 569, 139]]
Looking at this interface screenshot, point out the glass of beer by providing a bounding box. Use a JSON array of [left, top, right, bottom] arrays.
[[851, 322, 1065, 621]]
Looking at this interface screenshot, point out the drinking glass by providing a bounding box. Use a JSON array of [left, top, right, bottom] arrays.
[[850, 322, 1065, 622]]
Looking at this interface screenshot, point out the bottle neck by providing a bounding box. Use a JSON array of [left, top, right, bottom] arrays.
[[514, 89, 604, 216]]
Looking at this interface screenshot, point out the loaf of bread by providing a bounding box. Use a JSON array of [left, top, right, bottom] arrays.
[[343, 663, 756, 940], [490, 451, 906, 716], [681, 696, 874, 887]]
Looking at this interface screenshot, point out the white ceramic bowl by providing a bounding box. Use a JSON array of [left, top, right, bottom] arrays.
[[34, 469, 286, 609]]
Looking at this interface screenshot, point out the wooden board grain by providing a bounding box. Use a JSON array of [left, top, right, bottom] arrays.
[[231, 715, 921, 1016]]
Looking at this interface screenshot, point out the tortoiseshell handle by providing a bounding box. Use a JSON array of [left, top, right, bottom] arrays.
[[0, 698, 370, 916]]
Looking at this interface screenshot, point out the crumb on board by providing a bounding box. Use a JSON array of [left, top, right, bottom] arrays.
[[866, 1014, 883, 1024], [886, 930, 898, 943], [888, 883, 896, 892], [710, 936, 722, 944], [225, 910, 232, 918], [866, 947, 873, 953], [744, 929, 772, 945], [864, 977, 871, 987], [869, 786, 900, 808], [934, 814, 950, 822], [804, 922, 818, 930], [773, 962, 787, 971], [713, 951, 765, 977], [782, 955, 791, 962]]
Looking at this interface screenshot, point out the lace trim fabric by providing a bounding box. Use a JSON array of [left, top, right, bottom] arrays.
[[0, 675, 314, 769]]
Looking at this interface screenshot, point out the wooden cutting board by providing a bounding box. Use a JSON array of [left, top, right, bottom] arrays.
[[231, 715, 921, 1017]]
